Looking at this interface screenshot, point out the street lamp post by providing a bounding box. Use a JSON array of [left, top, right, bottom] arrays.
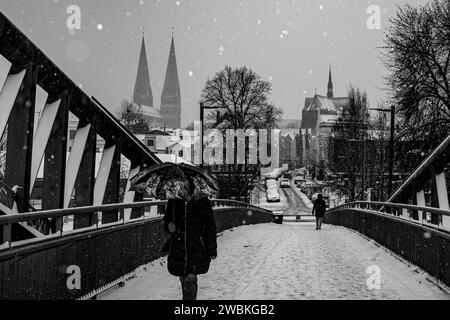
[[370, 105, 395, 197]]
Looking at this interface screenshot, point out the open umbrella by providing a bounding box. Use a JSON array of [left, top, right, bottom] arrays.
[[129, 162, 219, 200], [178, 163, 219, 197]]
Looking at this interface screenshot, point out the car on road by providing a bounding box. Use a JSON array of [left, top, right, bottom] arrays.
[[294, 176, 306, 187], [280, 178, 290, 188], [267, 192, 280, 202]]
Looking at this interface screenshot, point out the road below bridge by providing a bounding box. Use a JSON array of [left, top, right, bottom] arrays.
[[101, 223, 449, 300]]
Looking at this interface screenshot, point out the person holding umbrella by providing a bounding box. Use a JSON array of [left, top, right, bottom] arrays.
[[130, 163, 218, 300]]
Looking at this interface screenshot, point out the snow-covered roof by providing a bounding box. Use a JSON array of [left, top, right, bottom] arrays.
[[306, 95, 350, 114], [155, 135, 177, 150], [140, 104, 162, 118]]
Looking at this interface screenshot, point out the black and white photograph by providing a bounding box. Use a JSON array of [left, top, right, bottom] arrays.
[[0, 0, 449, 310]]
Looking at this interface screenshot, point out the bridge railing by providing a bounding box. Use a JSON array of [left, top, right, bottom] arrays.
[[0, 199, 272, 299], [325, 201, 450, 287], [329, 201, 450, 234], [0, 199, 272, 250]]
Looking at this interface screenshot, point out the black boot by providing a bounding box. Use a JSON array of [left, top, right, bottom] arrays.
[[180, 274, 198, 300]]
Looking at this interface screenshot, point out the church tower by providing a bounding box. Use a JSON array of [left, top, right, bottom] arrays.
[[160, 34, 181, 129], [327, 65, 334, 98], [133, 34, 153, 107]]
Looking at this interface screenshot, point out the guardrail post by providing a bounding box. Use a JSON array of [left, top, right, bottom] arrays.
[[431, 180, 440, 225], [129, 161, 144, 220], [2, 223, 11, 247]]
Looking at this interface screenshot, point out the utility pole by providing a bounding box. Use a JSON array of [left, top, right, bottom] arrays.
[[388, 105, 395, 196]]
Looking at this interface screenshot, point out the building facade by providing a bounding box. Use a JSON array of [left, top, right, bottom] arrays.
[[300, 66, 350, 177]]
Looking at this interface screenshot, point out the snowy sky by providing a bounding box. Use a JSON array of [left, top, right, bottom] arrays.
[[0, 0, 427, 127]]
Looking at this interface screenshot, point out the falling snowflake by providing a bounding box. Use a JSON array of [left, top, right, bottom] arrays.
[[176, 1, 181, 6], [97, 24, 103, 30], [188, 71, 193, 77], [257, 19, 262, 24]]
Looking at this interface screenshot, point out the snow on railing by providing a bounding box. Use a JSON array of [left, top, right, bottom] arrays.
[[0, 199, 271, 250], [328, 201, 450, 233]]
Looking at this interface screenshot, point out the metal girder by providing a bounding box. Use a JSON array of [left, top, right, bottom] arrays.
[[0, 12, 161, 169]]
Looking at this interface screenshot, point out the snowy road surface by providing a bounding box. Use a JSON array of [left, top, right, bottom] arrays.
[[280, 187, 311, 215], [100, 223, 449, 300]]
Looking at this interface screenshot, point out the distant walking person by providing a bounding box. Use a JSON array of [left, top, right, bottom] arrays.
[[162, 177, 217, 300], [312, 194, 326, 230]]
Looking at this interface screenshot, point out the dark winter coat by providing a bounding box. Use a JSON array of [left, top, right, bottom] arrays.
[[313, 198, 326, 217], [162, 197, 217, 277]]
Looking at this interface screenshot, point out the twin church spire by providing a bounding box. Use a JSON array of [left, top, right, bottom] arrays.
[[133, 29, 181, 129]]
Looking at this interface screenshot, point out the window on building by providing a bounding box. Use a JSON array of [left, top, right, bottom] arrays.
[[69, 130, 76, 139], [147, 140, 154, 147], [179, 150, 183, 157]]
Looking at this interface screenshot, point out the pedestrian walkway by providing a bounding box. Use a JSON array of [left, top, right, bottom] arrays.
[[100, 223, 450, 300]]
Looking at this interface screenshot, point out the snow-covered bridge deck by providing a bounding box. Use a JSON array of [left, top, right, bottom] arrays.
[[100, 223, 450, 300]]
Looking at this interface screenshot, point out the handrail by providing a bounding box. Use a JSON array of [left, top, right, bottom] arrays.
[[211, 199, 273, 213], [329, 201, 450, 217], [0, 199, 272, 250], [328, 201, 450, 233], [0, 199, 272, 226], [0, 201, 166, 226]]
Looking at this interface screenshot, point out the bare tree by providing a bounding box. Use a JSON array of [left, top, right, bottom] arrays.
[[117, 99, 150, 133], [200, 66, 283, 200], [382, 0, 450, 156], [201, 66, 282, 131], [327, 86, 370, 201]]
